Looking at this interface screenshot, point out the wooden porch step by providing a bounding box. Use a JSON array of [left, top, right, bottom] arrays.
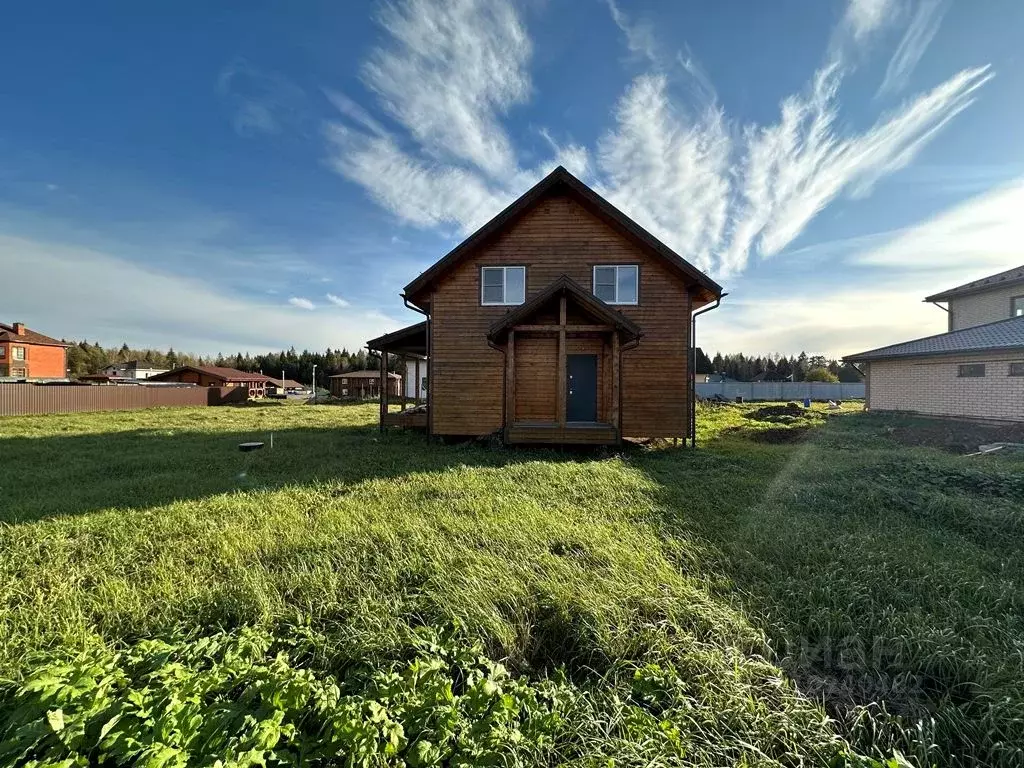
[[505, 422, 618, 445]]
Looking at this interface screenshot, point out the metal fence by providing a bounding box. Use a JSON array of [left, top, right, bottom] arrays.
[[696, 381, 865, 402], [0, 383, 247, 417]]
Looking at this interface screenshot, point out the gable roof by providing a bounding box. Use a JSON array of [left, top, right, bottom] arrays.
[[266, 378, 306, 389], [149, 365, 272, 383], [844, 316, 1024, 362], [0, 323, 70, 347], [487, 275, 642, 343], [925, 264, 1024, 302], [402, 166, 722, 307]]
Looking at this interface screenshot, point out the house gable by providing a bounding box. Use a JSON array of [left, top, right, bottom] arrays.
[[402, 166, 721, 309]]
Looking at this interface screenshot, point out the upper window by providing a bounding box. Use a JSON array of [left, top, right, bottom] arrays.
[[0, 347, 4, 358], [1009, 362, 1024, 377], [1012, 296, 1024, 317], [958, 363, 985, 378], [481, 266, 526, 306], [593, 265, 638, 305], [12, 347, 25, 361]]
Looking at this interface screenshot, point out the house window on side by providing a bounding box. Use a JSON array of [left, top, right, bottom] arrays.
[[481, 266, 526, 305], [0, 347, 5, 357], [1012, 296, 1024, 317], [958, 363, 985, 378], [593, 265, 638, 305], [1009, 363, 1024, 377], [12, 368, 26, 378], [13, 346, 25, 361]]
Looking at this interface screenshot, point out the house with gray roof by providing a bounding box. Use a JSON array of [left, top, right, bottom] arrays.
[[845, 264, 1024, 422]]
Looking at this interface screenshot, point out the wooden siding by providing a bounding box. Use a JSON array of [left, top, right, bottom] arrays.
[[430, 191, 693, 438], [514, 336, 557, 422], [506, 422, 618, 445]]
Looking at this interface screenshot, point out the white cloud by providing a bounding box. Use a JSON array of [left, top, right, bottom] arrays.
[[217, 58, 307, 137], [326, 293, 350, 307], [0, 234, 404, 355], [723, 64, 992, 275], [596, 74, 730, 273], [324, 0, 992, 285], [844, 0, 899, 42], [604, 0, 659, 64], [701, 284, 940, 358], [288, 296, 316, 310], [852, 177, 1024, 276], [878, 0, 947, 96], [361, 0, 531, 179]]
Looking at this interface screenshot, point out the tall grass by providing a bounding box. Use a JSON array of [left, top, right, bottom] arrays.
[[0, 402, 1021, 765]]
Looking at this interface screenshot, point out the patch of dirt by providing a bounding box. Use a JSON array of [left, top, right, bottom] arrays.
[[744, 403, 830, 425], [748, 426, 814, 444], [885, 418, 1024, 454]]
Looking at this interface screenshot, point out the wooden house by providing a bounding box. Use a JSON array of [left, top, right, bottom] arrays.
[[367, 166, 724, 445], [328, 369, 401, 399], [148, 365, 271, 398]]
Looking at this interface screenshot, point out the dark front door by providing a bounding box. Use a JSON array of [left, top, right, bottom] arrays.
[[566, 354, 598, 422]]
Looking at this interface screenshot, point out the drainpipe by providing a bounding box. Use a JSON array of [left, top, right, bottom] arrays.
[[690, 292, 727, 448]]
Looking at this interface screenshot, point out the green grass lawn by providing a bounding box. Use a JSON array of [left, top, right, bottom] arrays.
[[0, 401, 1022, 767]]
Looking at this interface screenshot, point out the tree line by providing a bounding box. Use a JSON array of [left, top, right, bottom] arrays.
[[64, 341, 388, 384], [697, 350, 862, 383], [65, 339, 861, 385]]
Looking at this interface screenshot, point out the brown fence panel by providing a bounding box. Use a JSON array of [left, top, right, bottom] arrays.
[[0, 384, 224, 417]]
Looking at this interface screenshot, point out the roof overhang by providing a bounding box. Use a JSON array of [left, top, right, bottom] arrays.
[[366, 321, 428, 358]]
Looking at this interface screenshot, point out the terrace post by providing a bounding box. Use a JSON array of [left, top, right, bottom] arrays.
[[557, 295, 567, 428], [414, 358, 421, 406], [379, 353, 387, 431]]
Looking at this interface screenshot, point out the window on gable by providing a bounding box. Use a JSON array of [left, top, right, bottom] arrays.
[[1012, 296, 1024, 317], [593, 265, 638, 305], [958, 363, 985, 378], [481, 266, 526, 305]]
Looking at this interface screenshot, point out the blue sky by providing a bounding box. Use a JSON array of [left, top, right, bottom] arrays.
[[1, 0, 1022, 357]]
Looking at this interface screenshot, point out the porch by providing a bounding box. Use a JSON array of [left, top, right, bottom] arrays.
[[489, 275, 642, 446], [366, 321, 428, 432]]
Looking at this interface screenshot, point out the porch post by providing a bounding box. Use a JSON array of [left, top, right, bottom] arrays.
[[611, 331, 621, 436], [379, 352, 387, 431], [505, 330, 516, 427], [557, 295, 567, 427], [414, 358, 421, 406], [400, 356, 407, 412]]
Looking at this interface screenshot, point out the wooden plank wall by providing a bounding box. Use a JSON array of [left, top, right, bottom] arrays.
[[429, 191, 693, 438], [514, 336, 557, 421]]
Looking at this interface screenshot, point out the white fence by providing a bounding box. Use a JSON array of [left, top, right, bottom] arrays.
[[697, 381, 865, 402]]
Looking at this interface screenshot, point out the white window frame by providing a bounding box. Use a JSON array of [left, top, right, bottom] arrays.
[[592, 265, 639, 305], [12, 346, 25, 361], [480, 266, 526, 306]]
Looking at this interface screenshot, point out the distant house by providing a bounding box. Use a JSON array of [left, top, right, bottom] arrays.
[[100, 360, 169, 380], [265, 378, 309, 396], [845, 264, 1024, 422], [148, 365, 272, 398], [0, 321, 71, 380], [329, 369, 401, 398]]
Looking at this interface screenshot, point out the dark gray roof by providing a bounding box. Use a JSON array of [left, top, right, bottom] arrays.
[[925, 264, 1024, 302], [844, 316, 1024, 362]]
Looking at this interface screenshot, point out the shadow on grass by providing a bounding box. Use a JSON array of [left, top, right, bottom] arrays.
[[0, 422, 583, 524]]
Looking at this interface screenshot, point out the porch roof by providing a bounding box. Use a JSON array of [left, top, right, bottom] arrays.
[[487, 275, 642, 343], [366, 321, 428, 358]]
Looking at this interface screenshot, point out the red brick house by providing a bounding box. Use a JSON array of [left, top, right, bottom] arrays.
[[0, 322, 70, 379]]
